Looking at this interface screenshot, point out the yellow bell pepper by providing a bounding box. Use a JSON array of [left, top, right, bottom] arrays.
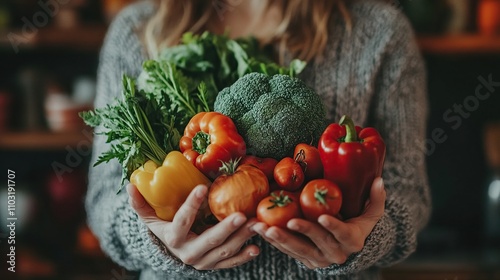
[[130, 151, 211, 221]]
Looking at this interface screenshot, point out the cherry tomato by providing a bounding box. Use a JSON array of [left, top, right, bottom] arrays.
[[240, 155, 278, 181], [274, 157, 305, 191], [299, 179, 342, 222], [256, 190, 302, 228], [294, 143, 323, 181]]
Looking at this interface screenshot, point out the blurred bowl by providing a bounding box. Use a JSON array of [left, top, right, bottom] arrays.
[[44, 93, 91, 132]]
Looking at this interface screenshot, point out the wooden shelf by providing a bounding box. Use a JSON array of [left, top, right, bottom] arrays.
[[0, 130, 93, 150], [417, 34, 500, 55], [0, 25, 107, 52]]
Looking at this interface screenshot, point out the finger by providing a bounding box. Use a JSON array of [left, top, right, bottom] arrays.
[[252, 223, 300, 257], [253, 223, 318, 268], [127, 184, 157, 219], [211, 244, 260, 270], [170, 184, 208, 236], [197, 219, 259, 269], [318, 214, 367, 255], [317, 214, 352, 244], [287, 218, 341, 259], [191, 212, 248, 256], [362, 177, 386, 221]]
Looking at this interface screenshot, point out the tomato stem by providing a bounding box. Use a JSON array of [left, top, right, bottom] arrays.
[[267, 191, 293, 209], [314, 187, 330, 206], [294, 149, 308, 173], [218, 158, 241, 175]]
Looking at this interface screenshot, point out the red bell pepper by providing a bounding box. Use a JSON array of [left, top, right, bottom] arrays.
[[318, 115, 385, 219], [179, 112, 246, 179]]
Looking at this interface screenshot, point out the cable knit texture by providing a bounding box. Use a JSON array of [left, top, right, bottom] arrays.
[[85, 0, 431, 279]]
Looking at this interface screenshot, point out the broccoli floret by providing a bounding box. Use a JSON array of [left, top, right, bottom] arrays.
[[214, 73, 326, 159]]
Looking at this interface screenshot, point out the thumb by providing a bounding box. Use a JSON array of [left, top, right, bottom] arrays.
[[362, 177, 386, 221], [126, 183, 157, 219]]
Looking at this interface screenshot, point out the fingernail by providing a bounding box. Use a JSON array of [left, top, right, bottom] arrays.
[[266, 231, 279, 240], [319, 216, 330, 227], [377, 178, 384, 191], [248, 222, 258, 233], [126, 184, 133, 196], [249, 251, 259, 257], [195, 185, 206, 198], [233, 215, 246, 227], [251, 225, 263, 234], [288, 223, 300, 231]]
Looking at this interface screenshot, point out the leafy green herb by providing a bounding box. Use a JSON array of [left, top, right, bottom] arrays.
[[80, 76, 181, 190]]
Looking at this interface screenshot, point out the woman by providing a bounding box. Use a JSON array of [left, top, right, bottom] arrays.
[[86, 0, 431, 279]]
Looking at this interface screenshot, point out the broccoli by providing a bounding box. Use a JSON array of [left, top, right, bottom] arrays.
[[214, 72, 326, 159]]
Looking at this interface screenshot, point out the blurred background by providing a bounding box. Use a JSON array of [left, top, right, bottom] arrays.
[[0, 0, 499, 279]]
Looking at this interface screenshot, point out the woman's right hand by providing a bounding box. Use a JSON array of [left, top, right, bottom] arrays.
[[127, 183, 260, 270]]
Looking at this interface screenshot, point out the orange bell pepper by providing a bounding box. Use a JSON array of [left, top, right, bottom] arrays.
[[179, 112, 246, 179]]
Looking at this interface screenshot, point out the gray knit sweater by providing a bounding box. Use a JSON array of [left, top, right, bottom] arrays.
[[86, 1, 431, 279]]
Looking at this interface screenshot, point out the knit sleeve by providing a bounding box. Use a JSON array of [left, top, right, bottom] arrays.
[[84, 2, 214, 277], [299, 4, 431, 276]]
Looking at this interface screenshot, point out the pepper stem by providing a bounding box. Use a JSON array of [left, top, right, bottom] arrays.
[[339, 115, 358, 143], [192, 131, 210, 154]]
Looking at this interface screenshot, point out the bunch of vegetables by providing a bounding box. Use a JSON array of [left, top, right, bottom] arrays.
[[80, 31, 385, 232], [80, 31, 305, 186]]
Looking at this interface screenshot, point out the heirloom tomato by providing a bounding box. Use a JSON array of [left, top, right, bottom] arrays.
[[208, 159, 269, 221]]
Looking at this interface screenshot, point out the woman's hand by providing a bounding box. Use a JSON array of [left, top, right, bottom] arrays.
[[127, 183, 260, 270], [252, 177, 386, 269]]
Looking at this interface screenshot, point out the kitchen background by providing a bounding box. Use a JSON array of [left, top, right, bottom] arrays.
[[0, 0, 499, 279]]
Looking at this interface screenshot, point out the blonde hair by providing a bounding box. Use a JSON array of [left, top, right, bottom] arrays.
[[143, 0, 351, 63]]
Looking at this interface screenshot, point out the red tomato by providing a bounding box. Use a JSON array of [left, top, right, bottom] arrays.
[[257, 190, 302, 228], [240, 155, 278, 181], [294, 143, 324, 180], [274, 157, 305, 191], [299, 179, 342, 222]]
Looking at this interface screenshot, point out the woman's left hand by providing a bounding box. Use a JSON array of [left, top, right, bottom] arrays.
[[252, 177, 386, 269]]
